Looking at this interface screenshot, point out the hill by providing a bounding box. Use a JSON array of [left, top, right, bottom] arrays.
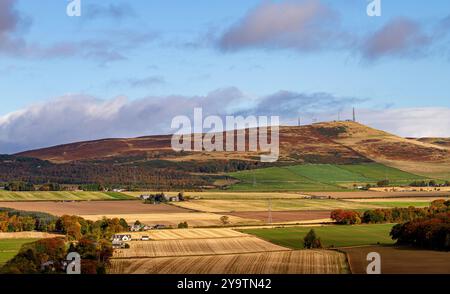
[[4, 121, 450, 188]]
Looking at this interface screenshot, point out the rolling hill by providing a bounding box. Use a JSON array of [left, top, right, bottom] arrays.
[[4, 121, 450, 189]]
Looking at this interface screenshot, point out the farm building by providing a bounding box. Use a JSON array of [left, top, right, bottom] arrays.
[[112, 234, 132, 242]]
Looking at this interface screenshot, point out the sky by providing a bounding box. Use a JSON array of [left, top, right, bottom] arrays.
[[1, 0, 450, 153]]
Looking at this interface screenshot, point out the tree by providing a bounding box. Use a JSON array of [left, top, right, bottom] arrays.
[[377, 179, 390, 187], [331, 210, 361, 225], [178, 221, 188, 229], [303, 229, 323, 249], [220, 216, 230, 225]]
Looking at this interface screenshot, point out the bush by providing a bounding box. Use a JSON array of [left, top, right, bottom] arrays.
[[178, 221, 188, 229], [303, 229, 323, 249], [377, 179, 390, 187]]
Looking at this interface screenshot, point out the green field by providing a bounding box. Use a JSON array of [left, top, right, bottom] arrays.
[[361, 201, 432, 208], [0, 191, 135, 201], [228, 163, 426, 192], [0, 239, 37, 266], [242, 224, 396, 249]]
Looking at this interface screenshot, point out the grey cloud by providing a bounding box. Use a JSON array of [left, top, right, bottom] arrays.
[[242, 91, 365, 117], [0, 88, 244, 153], [361, 18, 432, 60], [217, 0, 349, 52], [214, 0, 449, 62], [0, 0, 156, 64], [0, 88, 354, 153]]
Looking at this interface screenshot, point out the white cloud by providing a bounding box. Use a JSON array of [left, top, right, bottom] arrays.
[[358, 107, 450, 138], [1, 90, 449, 154]]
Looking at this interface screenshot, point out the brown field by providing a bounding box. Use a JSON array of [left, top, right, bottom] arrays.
[[370, 187, 450, 192], [171, 199, 384, 213], [0, 232, 63, 239], [128, 228, 247, 240], [81, 212, 257, 227], [307, 191, 450, 199], [226, 210, 332, 223], [347, 197, 449, 203], [340, 246, 450, 274], [110, 250, 349, 274], [125, 191, 307, 200], [0, 201, 187, 216], [113, 236, 287, 258]]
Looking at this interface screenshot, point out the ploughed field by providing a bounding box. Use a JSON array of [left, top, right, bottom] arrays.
[[109, 228, 349, 274], [341, 246, 450, 274], [110, 250, 349, 274], [113, 236, 288, 258]]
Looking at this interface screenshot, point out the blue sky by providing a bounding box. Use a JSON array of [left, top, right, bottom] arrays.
[[1, 0, 450, 153]]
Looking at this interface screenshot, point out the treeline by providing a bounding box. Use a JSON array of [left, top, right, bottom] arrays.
[[391, 212, 450, 251], [0, 155, 209, 189], [3, 181, 63, 191], [331, 199, 450, 225], [0, 208, 129, 274], [331, 200, 450, 251], [0, 207, 128, 240], [409, 180, 450, 187], [0, 208, 58, 232]]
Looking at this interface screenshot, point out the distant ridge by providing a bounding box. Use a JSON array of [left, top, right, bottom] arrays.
[[16, 121, 450, 179]]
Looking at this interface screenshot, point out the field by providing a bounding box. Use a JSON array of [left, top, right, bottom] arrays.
[[341, 246, 450, 274], [227, 163, 427, 192], [124, 191, 306, 200], [113, 237, 288, 258], [110, 250, 349, 274], [0, 239, 38, 266], [0, 200, 187, 216], [0, 232, 62, 239], [242, 224, 395, 249], [110, 228, 349, 274], [226, 210, 332, 223], [0, 191, 134, 201], [127, 228, 247, 240], [81, 212, 256, 227], [172, 199, 389, 213]]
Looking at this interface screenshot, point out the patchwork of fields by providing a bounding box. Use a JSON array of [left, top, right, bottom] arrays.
[[172, 199, 386, 213], [227, 163, 427, 191], [110, 228, 349, 274]]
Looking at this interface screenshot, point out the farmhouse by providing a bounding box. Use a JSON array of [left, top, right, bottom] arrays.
[[140, 194, 152, 200], [169, 196, 180, 202], [112, 234, 132, 242]]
